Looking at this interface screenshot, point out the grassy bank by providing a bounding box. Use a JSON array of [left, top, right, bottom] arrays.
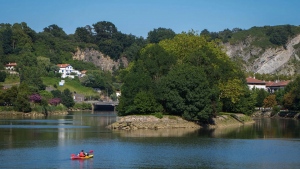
[[211, 113, 255, 128], [42, 77, 98, 96]]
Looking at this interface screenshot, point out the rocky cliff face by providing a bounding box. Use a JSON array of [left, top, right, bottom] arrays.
[[224, 34, 300, 75], [72, 48, 128, 72], [73, 35, 300, 76]]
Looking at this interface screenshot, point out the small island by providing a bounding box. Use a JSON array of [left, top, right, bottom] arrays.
[[107, 114, 254, 130]]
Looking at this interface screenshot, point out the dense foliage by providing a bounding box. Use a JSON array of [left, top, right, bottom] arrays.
[[200, 25, 300, 48], [282, 76, 300, 110], [0, 21, 151, 113], [117, 32, 254, 122], [1, 21, 300, 121]]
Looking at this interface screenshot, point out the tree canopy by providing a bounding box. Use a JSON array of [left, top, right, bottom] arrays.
[[117, 32, 253, 123]]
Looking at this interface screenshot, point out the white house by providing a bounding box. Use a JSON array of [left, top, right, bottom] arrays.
[[246, 77, 266, 90], [57, 64, 81, 78], [5, 62, 17, 70]]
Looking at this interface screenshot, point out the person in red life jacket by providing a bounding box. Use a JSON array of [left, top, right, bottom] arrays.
[[79, 150, 86, 157]]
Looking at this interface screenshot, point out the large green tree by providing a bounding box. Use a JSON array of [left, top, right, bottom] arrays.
[[117, 61, 153, 115], [159, 32, 249, 115], [255, 88, 269, 109], [118, 44, 176, 116], [19, 66, 46, 91], [147, 27, 176, 43], [61, 88, 75, 108], [139, 44, 176, 81], [157, 64, 213, 121], [14, 83, 31, 112], [0, 71, 6, 82], [282, 76, 300, 110], [74, 26, 94, 43], [43, 24, 67, 39]]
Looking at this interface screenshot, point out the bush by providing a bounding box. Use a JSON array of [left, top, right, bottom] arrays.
[[0, 106, 14, 111], [168, 115, 177, 120], [72, 103, 92, 110], [153, 112, 163, 119], [32, 105, 44, 113], [0, 71, 7, 82], [55, 104, 68, 111], [271, 105, 280, 117]]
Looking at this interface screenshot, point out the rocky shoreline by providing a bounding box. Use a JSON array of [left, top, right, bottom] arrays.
[[107, 115, 201, 130], [0, 111, 68, 118], [107, 114, 255, 130]]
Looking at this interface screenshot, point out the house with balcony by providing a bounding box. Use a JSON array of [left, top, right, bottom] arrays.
[[5, 62, 17, 70], [4, 62, 18, 75], [246, 77, 290, 93], [57, 64, 81, 78]]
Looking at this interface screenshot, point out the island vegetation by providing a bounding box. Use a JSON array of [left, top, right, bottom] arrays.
[[0, 21, 300, 125]]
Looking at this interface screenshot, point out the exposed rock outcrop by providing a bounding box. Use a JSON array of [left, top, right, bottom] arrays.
[[72, 47, 128, 72], [224, 34, 300, 75]]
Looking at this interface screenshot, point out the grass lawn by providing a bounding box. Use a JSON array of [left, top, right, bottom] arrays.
[[42, 77, 98, 96], [0, 74, 20, 85]]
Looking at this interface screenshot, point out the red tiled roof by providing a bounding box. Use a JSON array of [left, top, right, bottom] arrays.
[[5, 62, 17, 66], [246, 77, 266, 84], [266, 80, 290, 87], [57, 64, 70, 68]]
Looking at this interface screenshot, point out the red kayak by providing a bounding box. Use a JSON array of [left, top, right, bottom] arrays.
[[71, 150, 94, 160]]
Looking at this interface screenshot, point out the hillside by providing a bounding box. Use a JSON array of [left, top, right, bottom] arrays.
[[69, 24, 300, 76], [219, 25, 300, 76]]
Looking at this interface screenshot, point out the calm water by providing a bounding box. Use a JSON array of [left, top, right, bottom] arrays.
[[0, 111, 300, 169]]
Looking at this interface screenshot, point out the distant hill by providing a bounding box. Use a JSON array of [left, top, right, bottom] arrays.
[[214, 25, 300, 75]]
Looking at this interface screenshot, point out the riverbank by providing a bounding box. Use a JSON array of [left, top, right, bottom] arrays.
[[107, 114, 255, 130], [0, 111, 68, 118], [209, 113, 255, 129], [107, 115, 201, 130]]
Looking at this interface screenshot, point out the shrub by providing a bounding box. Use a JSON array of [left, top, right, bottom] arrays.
[[29, 94, 42, 103], [32, 105, 44, 113], [49, 98, 61, 105], [271, 105, 280, 117], [73, 103, 92, 110], [153, 112, 163, 119], [168, 115, 177, 120]]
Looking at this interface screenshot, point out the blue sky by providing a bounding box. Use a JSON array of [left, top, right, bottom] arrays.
[[1, 0, 299, 38]]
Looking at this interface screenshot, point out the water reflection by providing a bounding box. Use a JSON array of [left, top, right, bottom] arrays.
[[118, 128, 199, 137], [198, 117, 300, 139], [114, 117, 300, 139], [0, 111, 118, 149], [1, 112, 300, 168]]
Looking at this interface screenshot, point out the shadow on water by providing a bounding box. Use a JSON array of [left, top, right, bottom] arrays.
[[196, 117, 300, 139]]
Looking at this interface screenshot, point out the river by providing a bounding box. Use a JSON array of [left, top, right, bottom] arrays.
[[0, 111, 300, 169]]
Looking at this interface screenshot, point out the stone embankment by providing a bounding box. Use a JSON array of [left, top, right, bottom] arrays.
[[252, 110, 300, 119], [107, 115, 201, 130], [0, 111, 68, 118], [107, 114, 254, 130], [210, 114, 255, 129]]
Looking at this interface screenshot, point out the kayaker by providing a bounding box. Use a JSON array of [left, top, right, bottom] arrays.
[[79, 150, 86, 157]]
